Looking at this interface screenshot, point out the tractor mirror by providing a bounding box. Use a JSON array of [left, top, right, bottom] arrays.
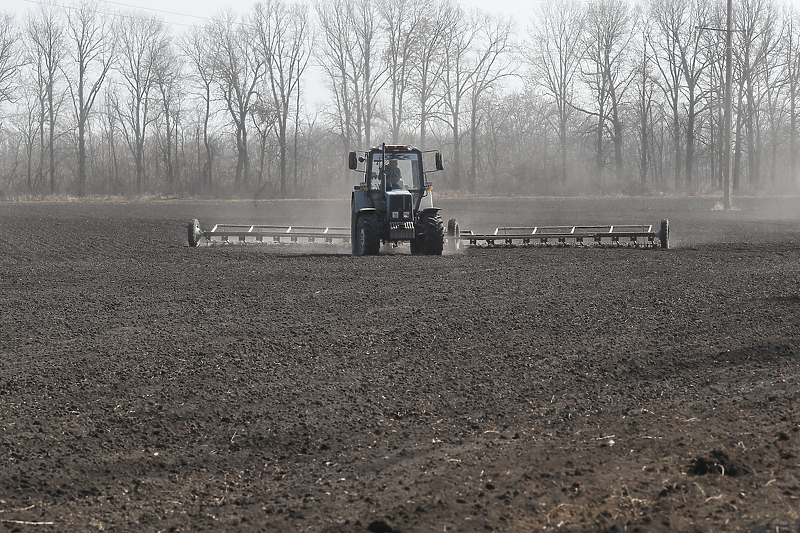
[[435, 152, 444, 171], [348, 151, 358, 170]]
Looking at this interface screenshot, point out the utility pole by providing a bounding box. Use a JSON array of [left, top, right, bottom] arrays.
[[700, 0, 735, 209]]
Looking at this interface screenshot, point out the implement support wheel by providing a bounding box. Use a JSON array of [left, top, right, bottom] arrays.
[[660, 219, 669, 249], [446, 218, 461, 252], [188, 219, 201, 247]]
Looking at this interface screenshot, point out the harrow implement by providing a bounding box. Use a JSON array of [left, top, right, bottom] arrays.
[[457, 219, 669, 249], [187, 219, 350, 247], [187, 218, 669, 250]]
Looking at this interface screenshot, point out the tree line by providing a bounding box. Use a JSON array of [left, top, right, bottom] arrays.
[[0, 0, 798, 199]]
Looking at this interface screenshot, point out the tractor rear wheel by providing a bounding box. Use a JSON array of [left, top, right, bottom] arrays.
[[660, 219, 669, 249], [355, 213, 381, 256], [421, 213, 445, 255]]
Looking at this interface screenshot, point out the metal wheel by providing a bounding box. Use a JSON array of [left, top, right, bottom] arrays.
[[446, 218, 461, 252], [188, 219, 201, 247], [660, 219, 669, 249]]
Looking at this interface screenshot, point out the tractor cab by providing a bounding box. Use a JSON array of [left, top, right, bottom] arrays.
[[363, 150, 417, 218]]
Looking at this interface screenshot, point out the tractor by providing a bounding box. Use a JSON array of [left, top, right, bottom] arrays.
[[348, 143, 458, 256]]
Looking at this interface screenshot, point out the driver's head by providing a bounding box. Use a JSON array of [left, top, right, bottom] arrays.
[[388, 159, 397, 168]]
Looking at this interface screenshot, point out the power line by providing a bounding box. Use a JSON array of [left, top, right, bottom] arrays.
[[97, 0, 214, 22], [20, 0, 204, 27]]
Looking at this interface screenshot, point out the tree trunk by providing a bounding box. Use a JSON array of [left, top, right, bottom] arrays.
[[48, 86, 55, 194], [672, 98, 680, 190], [559, 104, 567, 184], [734, 79, 744, 191], [685, 90, 695, 191], [451, 110, 460, 190]]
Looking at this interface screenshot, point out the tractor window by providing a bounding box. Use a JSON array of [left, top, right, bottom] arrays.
[[368, 152, 420, 190], [367, 155, 383, 191]]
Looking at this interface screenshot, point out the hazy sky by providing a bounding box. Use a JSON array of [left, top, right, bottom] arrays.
[[5, 0, 540, 27], [7, 0, 800, 36], [8, 0, 800, 34]]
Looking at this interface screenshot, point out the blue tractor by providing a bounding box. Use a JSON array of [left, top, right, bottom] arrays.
[[348, 144, 457, 256]]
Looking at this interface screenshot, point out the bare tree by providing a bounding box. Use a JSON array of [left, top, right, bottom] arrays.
[[758, 8, 787, 187], [154, 43, 182, 192], [784, 7, 800, 188], [0, 12, 22, 108], [467, 12, 515, 192], [250, 95, 278, 194], [650, 0, 687, 190], [116, 12, 169, 194], [382, 0, 424, 143], [701, 1, 727, 190], [253, 0, 311, 197], [349, 0, 386, 147], [527, 0, 586, 185], [13, 83, 42, 191], [315, 0, 355, 153], [412, 0, 456, 150], [1, 12, 24, 190], [102, 84, 122, 193], [735, 0, 780, 189], [315, 0, 386, 152], [65, 0, 114, 197], [677, 0, 713, 190], [580, 0, 636, 184], [633, 26, 657, 187], [439, 6, 478, 190], [209, 10, 263, 193], [180, 24, 216, 192], [26, 3, 65, 194]]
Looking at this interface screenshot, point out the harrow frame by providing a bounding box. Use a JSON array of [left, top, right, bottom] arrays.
[[457, 220, 669, 249], [188, 219, 669, 249], [187, 219, 350, 247]]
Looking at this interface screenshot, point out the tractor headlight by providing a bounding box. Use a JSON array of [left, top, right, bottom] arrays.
[[392, 211, 399, 219], [404, 211, 411, 218]]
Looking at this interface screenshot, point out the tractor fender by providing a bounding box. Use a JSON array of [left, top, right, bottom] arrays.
[[352, 189, 378, 252], [352, 188, 373, 213], [418, 207, 441, 217], [352, 207, 378, 220], [351, 191, 377, 226]]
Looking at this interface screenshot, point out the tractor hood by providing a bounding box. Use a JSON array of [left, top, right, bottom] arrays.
[[385, 189, 414, 222]]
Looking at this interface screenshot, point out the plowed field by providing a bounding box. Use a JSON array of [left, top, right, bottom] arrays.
[[1, 196, 799, 532]]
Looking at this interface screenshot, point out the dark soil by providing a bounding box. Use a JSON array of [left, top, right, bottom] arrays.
[[2, 196, 800, 532]]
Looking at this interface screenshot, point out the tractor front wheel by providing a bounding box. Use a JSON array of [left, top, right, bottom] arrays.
[[355, 213, 381, 256]]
